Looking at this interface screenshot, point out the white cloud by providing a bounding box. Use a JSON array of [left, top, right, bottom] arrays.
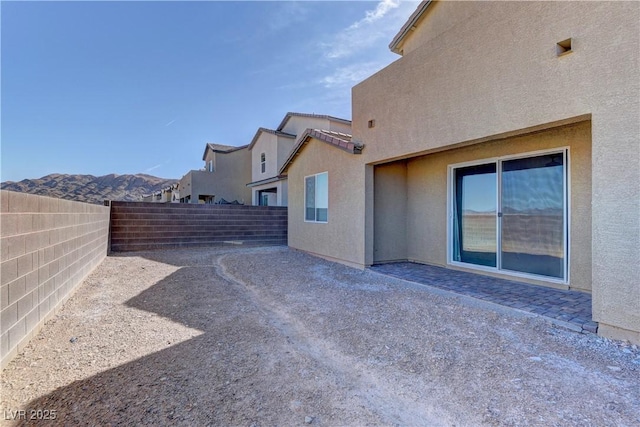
[[320, 62, 387, 89], [321, 0, 415, 60], [287, 1, 421, 120], [360, 0, 401, 27], [314, 2, 419, 93]]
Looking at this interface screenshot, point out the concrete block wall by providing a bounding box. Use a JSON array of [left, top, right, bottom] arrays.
[[1, 191, 110, 369], [110, 202, 287, 251]]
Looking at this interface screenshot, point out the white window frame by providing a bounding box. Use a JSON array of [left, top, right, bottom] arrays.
[[304, 172, 328, 223], [260, 153, 266, 174], [446, 147, 570, 285], [208, 160, 214, 172]]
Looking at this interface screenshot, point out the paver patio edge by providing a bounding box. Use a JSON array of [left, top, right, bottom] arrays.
[[367, 269, 585, 335]]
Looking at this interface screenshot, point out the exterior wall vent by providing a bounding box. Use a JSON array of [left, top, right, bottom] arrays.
[[557, 38, 573, 57]]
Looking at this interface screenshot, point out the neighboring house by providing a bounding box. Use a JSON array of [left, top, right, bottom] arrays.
[[169, 183, 180, 203], [280, 127, 362, 232], [247, 128, 296, 206], [247, 112, 351, 206], [178, 143, 251, 204], [281, 1, 640, 343], [160, 183, 179, 203], [142, 183, 177, 203], [143, 191, 166, 203]]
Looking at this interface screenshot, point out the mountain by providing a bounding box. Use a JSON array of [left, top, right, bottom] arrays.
[[1, 174, 177, 205]]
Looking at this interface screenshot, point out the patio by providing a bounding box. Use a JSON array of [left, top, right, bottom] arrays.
[[370, 262, 597, 334]]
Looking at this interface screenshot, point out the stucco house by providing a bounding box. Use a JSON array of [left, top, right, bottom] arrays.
[[178, 143, 251, 204], [247, 112, 351, 206], [247, 128, 296, 206], [142, 183, 179, 203], [281, 1, 639, 343]]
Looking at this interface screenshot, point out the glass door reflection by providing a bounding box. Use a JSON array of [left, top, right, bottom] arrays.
[[500, 154, 565, 279], [453, 164, 497, 267]]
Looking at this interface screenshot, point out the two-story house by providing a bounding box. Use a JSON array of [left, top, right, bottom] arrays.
[[178, 143, 251, 204], [247, 112, 351, 206], [281, 1, 640, 343]]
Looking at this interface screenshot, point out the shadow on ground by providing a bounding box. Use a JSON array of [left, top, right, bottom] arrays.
[[10, 247, 640, 426], [13, 248, 380, 426]]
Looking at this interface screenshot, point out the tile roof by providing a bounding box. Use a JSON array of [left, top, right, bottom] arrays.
[[202, 143, 248, 160], [248, 127, 296, 151], [276, 112, 352, 132], [279, 129, 363, 174], [389, 1, 433, 55]]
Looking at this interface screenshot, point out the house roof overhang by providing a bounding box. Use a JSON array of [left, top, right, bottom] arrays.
[[246, 175, 287, 188], [279, 128, 363, 175], [248, 128, 296, 151], [389, 0, 434, 55], [202, 143, 248, 160]]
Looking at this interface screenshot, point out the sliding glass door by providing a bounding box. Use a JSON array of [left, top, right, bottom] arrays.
[[501, 154, 565, 278], [451, 150, 567, 281], [452, 164, 497, 267]]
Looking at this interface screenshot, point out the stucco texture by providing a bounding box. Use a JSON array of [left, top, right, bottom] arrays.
[[374, 121, 592, 292], [352, 1, 639, 339], [250, 132, 295, 184], [181, 149, 252, 204], [280, 117, 351, 141], [287, 140, 365, 268]]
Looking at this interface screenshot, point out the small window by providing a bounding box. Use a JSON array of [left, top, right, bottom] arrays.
[[208, 160, 214, 172], [305, 172, 328, 223], [261, 153, 266, 173]]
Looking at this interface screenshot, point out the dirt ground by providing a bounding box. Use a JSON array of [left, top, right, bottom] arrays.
[[1, 246, 639, 426]]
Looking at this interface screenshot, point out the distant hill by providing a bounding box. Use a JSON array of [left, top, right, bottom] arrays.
[[1, 174, 177, 205]]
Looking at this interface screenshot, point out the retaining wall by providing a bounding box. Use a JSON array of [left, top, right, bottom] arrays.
[[109, 202, 287, 252], [1, 191, 110, 368]]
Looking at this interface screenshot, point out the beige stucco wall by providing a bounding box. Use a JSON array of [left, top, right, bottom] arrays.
[[287, 140, 365, 268], [281, 180, 288, 207], [326, 120, 352, 135], [400, 121, 591, 291], [281, 117, 352, 139], [250, 133, 296, 186], [396, 1, 483, 56], [181, 148, 251, 204], [281, 117, 324, 138], [352, 1, 639, 340], [251, 133, 278, 182], [209, 148, 252, 204], [373, 161, 408, 263], [277, 137, 296, 173], [177, 170, 194, 200], [1, 191, 110, 368]]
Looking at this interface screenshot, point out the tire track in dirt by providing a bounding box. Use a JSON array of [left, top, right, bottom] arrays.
[[213, 250, 447, 426]]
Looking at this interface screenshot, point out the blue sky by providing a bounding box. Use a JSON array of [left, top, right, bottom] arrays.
[[1, 0, 419, 182]]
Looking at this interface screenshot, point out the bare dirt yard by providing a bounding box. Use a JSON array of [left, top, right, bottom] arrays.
[[2, 246, 639, 426]]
